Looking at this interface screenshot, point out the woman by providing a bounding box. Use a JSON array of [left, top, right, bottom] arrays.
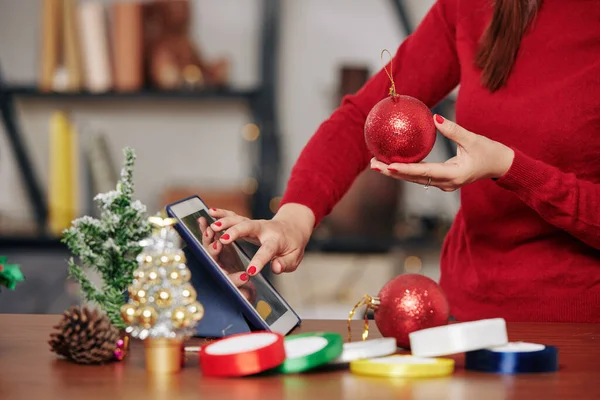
[[199, 0, 600, 322]]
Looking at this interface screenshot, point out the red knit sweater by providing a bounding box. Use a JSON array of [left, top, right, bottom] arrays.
[[280, 0, 600, 323]]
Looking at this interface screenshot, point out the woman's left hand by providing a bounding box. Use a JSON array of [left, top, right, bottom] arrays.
[[370, 115, 515, 191]]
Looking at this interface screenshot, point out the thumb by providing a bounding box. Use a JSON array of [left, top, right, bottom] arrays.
[[434, 114, 474, 147], [271, 255, 298, 274]]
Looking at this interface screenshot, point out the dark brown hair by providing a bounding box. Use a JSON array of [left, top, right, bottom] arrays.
[[475, 0, 542, 91]]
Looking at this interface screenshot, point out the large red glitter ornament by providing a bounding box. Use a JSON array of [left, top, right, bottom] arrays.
[[364, 95, 437, 164], [348, 274, 450, 349], [364, 50, 436, 164]]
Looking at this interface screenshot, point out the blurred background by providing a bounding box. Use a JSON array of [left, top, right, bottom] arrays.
[[0, 0, 459, 319]]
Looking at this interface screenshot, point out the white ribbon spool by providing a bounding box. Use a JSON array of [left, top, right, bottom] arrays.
[[409, 318, 509, 357], [330, 337, 398, 365]]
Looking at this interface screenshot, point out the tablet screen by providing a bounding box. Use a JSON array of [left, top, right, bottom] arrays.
[[179, 209, 289, 326]]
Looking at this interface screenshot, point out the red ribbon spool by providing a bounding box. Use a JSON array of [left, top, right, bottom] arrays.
[[199, 331, 286, 377]]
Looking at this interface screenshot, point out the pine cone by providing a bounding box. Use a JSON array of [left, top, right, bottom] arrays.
[[48, 305, 120, 365]]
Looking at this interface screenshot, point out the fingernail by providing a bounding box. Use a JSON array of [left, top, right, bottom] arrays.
[[210, 208, 217, 211], [214, 221, 222, 227], [240, 273, 249, 282], [221, 233, 230, 241], [212, 242, 217, 250], [435, 114, 444, 124], [205, 231, 209, 237], [248, 266, 257, 275], [388, 167, 398, 172], [371, 167, 381, 172]]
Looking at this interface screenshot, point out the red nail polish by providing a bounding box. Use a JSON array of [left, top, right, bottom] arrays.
[[240, 273, 249, 282], [435, 114, 444, 124], [221, 233, 230, 241], [371, 167, 381, 172], [205, 231, 209, 237], [214, 221, 222, 227], [210, 208, 217, 211], [388, 167, 398, 172], [212, 242, 217, 250], [248, 266, 257, 275]]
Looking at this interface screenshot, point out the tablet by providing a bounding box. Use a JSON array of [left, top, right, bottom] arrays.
[[166, 195, 301, 336]]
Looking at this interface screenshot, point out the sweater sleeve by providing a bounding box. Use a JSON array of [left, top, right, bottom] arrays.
[[496, 148, 600, 250], [279, 0, 461, 226]]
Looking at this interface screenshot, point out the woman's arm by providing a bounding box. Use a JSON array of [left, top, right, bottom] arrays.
[[369, 114, 600, 251], [279, 0, 462, 227], [496, 149, 600, 250]]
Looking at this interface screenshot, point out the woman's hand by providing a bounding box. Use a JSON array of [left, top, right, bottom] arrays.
[[207, 203, 315, 277], [370, 114, 515, 191], [198, 216, 256, 302]]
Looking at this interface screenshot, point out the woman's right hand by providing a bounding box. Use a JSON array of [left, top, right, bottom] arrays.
[[198, 215, 257, 302], [207, 203, 315, 277]]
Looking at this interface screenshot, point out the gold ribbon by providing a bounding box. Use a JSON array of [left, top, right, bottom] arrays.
[[380, 49, 397, 97], [348, 294, 381, 342]]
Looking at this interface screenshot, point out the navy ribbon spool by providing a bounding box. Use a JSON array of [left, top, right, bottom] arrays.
[[465, 343, 559, 374]]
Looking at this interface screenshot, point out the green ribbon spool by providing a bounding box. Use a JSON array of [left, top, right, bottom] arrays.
[[277, 332, 343, 374]]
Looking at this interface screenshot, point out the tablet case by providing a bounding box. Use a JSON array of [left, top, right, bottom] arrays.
[[183, 246, 254, 338]]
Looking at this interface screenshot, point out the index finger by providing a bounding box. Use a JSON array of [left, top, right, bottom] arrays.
[[246, 240, 279, 276], [387, 162, 458, 181]]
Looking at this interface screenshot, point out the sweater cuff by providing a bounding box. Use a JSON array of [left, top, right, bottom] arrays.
[[494, 148, 554, 195], [279, 175, 331, 228]]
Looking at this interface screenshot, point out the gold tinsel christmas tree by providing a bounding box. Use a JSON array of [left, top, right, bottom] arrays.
[[120, 215, 204, 373]]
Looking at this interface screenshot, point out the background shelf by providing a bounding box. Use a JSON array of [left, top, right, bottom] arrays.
[[0, 0, 282, 239], [0, 234, 444, 254], [3, 85, 260, 101], [0, 0, 453, 255]]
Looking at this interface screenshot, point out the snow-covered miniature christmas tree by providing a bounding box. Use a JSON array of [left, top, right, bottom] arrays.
[[121, 215, 204, 340], [62, 147, 152, 329], [120, 215, 204, 373]]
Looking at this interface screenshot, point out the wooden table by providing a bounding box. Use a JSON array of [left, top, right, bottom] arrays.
[[0, 314, 598, 400]]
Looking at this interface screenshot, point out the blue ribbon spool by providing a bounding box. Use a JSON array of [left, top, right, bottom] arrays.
[[465, 342, 559, 374]]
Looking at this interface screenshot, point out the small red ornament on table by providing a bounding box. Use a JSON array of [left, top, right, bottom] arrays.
[[348, 274, 450, 349], [364, 50, 437, 164], [113, 335, 129, 361]]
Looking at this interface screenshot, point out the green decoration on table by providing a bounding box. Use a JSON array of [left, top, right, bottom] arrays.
[[62, 147, 152, 329], [276, 332, 344, 374], [0, 256, 25, 291]]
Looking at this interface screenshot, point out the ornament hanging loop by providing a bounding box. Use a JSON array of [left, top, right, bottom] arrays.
[[348, 294, 381, 343], [380, 49, 397, 97]]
